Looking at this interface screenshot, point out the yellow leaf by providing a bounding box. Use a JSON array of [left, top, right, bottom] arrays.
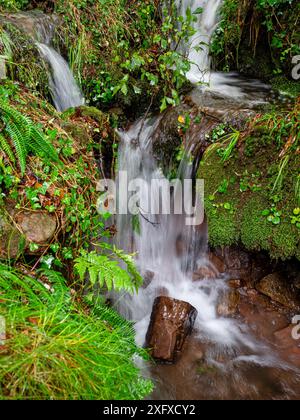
[[178, 115, 185, 124]]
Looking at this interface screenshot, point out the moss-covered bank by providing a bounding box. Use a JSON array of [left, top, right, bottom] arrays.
[[198, 102, 300, 260]]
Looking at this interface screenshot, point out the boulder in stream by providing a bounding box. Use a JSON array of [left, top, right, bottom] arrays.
[[145, 296, 198, 363]]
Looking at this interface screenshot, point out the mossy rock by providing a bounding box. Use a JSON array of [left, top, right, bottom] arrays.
[[198, 123, 300, 260], [0, 207, 24, 259]]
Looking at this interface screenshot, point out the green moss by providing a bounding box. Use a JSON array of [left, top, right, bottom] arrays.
[[240, 196, 273, 252], [198, 110, 300, 260], [205, 200, 240, 247], [271, 76, 300, 98]]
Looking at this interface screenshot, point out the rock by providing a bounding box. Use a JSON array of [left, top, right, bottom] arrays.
[[145, 296, 198, 363], [217, 290, 240, 317], [274, 325, 300, 367], [16, 211, 57, 244], [274, 325, 298, 348], [193, 265, 216, 281], [256, 273, 300, 311], [208, 252, 225, 274], [0, 210, 23, 259], [228, 279, 242, 289]]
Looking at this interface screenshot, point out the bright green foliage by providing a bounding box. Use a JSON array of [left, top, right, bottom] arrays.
[[198, 105, 300, 260], [0, 264, 153, 400], [54, 0, 195, 113], [0, 0, 29, 12], [0, 99, 59, 175], [74, 246, 143, 293]]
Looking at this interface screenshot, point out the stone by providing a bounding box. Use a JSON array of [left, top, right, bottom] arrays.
[[217, 290, 240, 317], [256, 273, 300, 311], [228, 279, 242, 289], [16, 211, 57, 244], [145, 296, 198, 363], [192, 265, 216, 281], [208, 252, 226, 274], [0, 210, 23, 259]]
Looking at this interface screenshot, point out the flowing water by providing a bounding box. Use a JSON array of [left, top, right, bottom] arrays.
[[36, 43, 85, 112], [113, 1, 300, 400], [5, 11, 84, 112]]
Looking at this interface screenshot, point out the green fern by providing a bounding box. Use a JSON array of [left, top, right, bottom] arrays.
[[74, 248, 143, 293], [0, 99, 59, 174]]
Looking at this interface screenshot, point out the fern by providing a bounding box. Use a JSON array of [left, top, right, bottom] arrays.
[[74, 248, 143, 293], [0, 99, 59, 174], [0, 133, 15, 163]]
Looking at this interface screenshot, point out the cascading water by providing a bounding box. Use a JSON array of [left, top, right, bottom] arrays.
[[7, 11, 85, 112], [176, 0, 269, 100], [113, 1, 300, 400], [36, 43, 85, 112]]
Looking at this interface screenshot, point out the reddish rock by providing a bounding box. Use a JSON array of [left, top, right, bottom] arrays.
[[217, 290, 240, 317], [208, 252, 225, 273], [192, 266, 216, 281], [256, 273, 300, 311], [228, 279, 242, 289], [145, 296, 198, 363]]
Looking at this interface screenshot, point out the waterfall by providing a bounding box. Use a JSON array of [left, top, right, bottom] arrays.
[[176, 0, 224, 84], [6, 11, 85, 112], [115, 118, 250, 349], [175, 0, 269, 99], [37, 43, 84, 112]]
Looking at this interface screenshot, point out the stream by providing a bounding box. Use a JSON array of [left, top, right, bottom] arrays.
[[113, 0, 300, 400], [7, 2, 300, 400]]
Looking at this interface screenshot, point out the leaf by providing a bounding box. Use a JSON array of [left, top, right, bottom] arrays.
[[193, 7, 203, 14]]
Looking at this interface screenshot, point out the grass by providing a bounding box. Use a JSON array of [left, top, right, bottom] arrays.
[[0, 265, 153, 400]]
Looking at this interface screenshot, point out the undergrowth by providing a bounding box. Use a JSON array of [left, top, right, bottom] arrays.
[[0, 264, 153, 400]]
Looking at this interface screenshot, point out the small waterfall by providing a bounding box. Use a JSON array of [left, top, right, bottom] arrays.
[[175, 0, 269, 99], [176, 0, 223, 84], [6, 11, 85, 112], [37, 43, 84, 112], [116, 118, 249, 350]]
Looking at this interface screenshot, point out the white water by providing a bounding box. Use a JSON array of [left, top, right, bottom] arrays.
[[176, 0, 269, 99], [37, 43, 84, 112], [113, 2, 291, 387]]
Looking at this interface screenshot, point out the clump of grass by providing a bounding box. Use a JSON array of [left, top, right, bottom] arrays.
[[0, 265, 153, 400]]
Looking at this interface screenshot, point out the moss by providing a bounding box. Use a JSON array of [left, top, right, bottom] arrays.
[[197, 108, 300, 260], [205, 200, 240, 247], [270, 76, 300, 98], [240, 196, 273, 252]]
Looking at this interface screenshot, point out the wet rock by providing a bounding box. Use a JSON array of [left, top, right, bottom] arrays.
[[208, 252, 225, 274], [145, 296, 198, 363], [142, 270, 155, 289], [16, 211, 57, 244], [217, 290, 240, 317], [228, 279, 242, 289], [256, 273, 300, 311], [192, 265, 216, 281]]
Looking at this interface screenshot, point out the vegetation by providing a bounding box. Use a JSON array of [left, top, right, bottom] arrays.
[[198, 101, 300, 260], [211, 0, 300, 85], [0, 264, 152, 400]]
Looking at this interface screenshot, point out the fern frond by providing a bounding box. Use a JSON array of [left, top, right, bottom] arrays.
[[4, 119, 27, 174], [0, 132, 15, 163], [30, 125, 59, 162]]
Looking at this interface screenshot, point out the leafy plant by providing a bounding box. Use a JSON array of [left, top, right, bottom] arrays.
[[262, 205, 282, 225], [0, 99, 59, 174], [74, 246, 143, 293]]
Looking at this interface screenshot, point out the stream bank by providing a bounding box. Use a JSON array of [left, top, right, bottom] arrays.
[[0, 0, 299, 401]]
